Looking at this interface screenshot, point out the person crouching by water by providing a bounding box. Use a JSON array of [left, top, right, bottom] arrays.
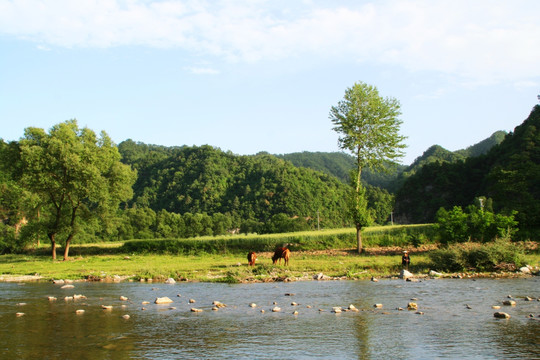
[[402, 250, 410, 270]]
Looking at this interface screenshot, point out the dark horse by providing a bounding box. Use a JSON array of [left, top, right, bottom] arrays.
[[272, 247, 290, 266], [247, 251, 257, 266]]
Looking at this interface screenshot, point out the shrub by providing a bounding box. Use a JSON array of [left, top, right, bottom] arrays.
[[429, 239, 526, 272], [435, 205, 518, 244]]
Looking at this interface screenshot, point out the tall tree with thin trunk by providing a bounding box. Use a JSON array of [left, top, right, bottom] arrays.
[[19, 120, 136, 260], [330, 82, 406, 253]]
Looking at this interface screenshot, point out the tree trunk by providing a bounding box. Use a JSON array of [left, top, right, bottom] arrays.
[[63, 233, 74, 261], [48, 232, 57, 260], [63, 205, 79, 261], [356, 225, 363, 254]]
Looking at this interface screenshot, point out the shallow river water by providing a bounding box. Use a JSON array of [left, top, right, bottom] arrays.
[[0, 278, 539, 359]]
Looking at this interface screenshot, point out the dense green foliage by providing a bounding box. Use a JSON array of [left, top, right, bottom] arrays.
[[118, 141, 351, 231], [1, 121, 137, 258], [428, 239, 526, 272], [395, 105, 540, 237], [277, 151, 405, 191], [435, 204, 518, 244]]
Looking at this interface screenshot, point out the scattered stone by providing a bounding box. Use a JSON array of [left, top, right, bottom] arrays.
[[466, 304, 472, 309], [213, 301, 226, 308], [524, 296, 534, 301], [397, 307, 404, 311], [101, 305, 113, 310], [528, 314, 534, 318], [492, 305, 501, 309], [16, 303, 26, 306], [406, 278, 419, 282], [507, 295, 513, 299], [53, 279, 65, 284], [73, 294, 87, 300], [314, 273, 324, 280], [407, 302, 418, 310], [415, 311, 424, 315], [64, 296, 74, 301], [306, 305, 312, 309], [494, 312, 511, 319], [503, 300, 516, 306], [399, 270, 414, 280], [165, 278, 176, 284], [272, 307, 281, 312], [212, 307, 219, 311], [374, 304, 383, 308], [318, 309, 325, 312], [76, 309, 85, 315], [332, 307, 342, 313], [15, 312, 25, 317], [155, 297, 173, 304], [348, 304, 357, 311], [48, 296, 57, 301], [285, 293, 295, 296], [429, 270, 443, 277], [142, 301, 150, 305], [120, 296, 128, 301], [122, 314, 130, 320], [169, 307, 176, 310], [293, 311, 299, 315], [61, 284, 74, 289], [177, 294, 182, 297], [249, 303, 257, 308], [371, 277, 379, 282], [291, 302, 298, 306], [273, 301, 277, 305], [123, 256, 131, 260], [189, 299, 196, 303], [260, 309, 265, 313], [519, 266, 531, 274], [191, 308, 203, 312]]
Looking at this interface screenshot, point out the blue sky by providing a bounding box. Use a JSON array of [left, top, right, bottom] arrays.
[[1, 0, 539, 165]]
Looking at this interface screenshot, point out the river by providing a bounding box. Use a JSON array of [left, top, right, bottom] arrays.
[[1, 278, 538, 359]]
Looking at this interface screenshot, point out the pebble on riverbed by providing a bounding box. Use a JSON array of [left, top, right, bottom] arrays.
[[155, 297, 173, 304], [494, 312, 511, 319], [502, 300, 516, 306]]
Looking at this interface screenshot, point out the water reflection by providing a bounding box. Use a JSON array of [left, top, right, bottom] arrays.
[[0, 279, 538, 359]]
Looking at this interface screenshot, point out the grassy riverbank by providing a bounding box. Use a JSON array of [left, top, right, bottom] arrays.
[[0, 226, 538, 283], [0, 245, 538, 283]]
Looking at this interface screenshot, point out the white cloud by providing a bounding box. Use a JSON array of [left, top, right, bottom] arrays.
[[1, 0, 540, 83]]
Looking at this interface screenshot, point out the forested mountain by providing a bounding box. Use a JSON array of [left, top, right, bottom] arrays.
[[394, 105, 540, 236], [118, 141, 352, 229], [455, 131, 507, 158], [277, 131, 505, 192]]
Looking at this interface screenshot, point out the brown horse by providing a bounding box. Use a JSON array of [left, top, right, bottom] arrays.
[[247, 251, 257, 266], [272, 247, 290, 266]]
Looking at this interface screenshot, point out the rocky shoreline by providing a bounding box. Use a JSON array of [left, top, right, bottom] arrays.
[[1, 266, 538, 284]]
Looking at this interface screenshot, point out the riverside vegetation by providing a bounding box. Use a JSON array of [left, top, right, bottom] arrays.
[[0, 225, 537, 283]]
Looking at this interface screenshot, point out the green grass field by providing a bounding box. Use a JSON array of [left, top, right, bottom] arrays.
[[0, 226, 537, 283]]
